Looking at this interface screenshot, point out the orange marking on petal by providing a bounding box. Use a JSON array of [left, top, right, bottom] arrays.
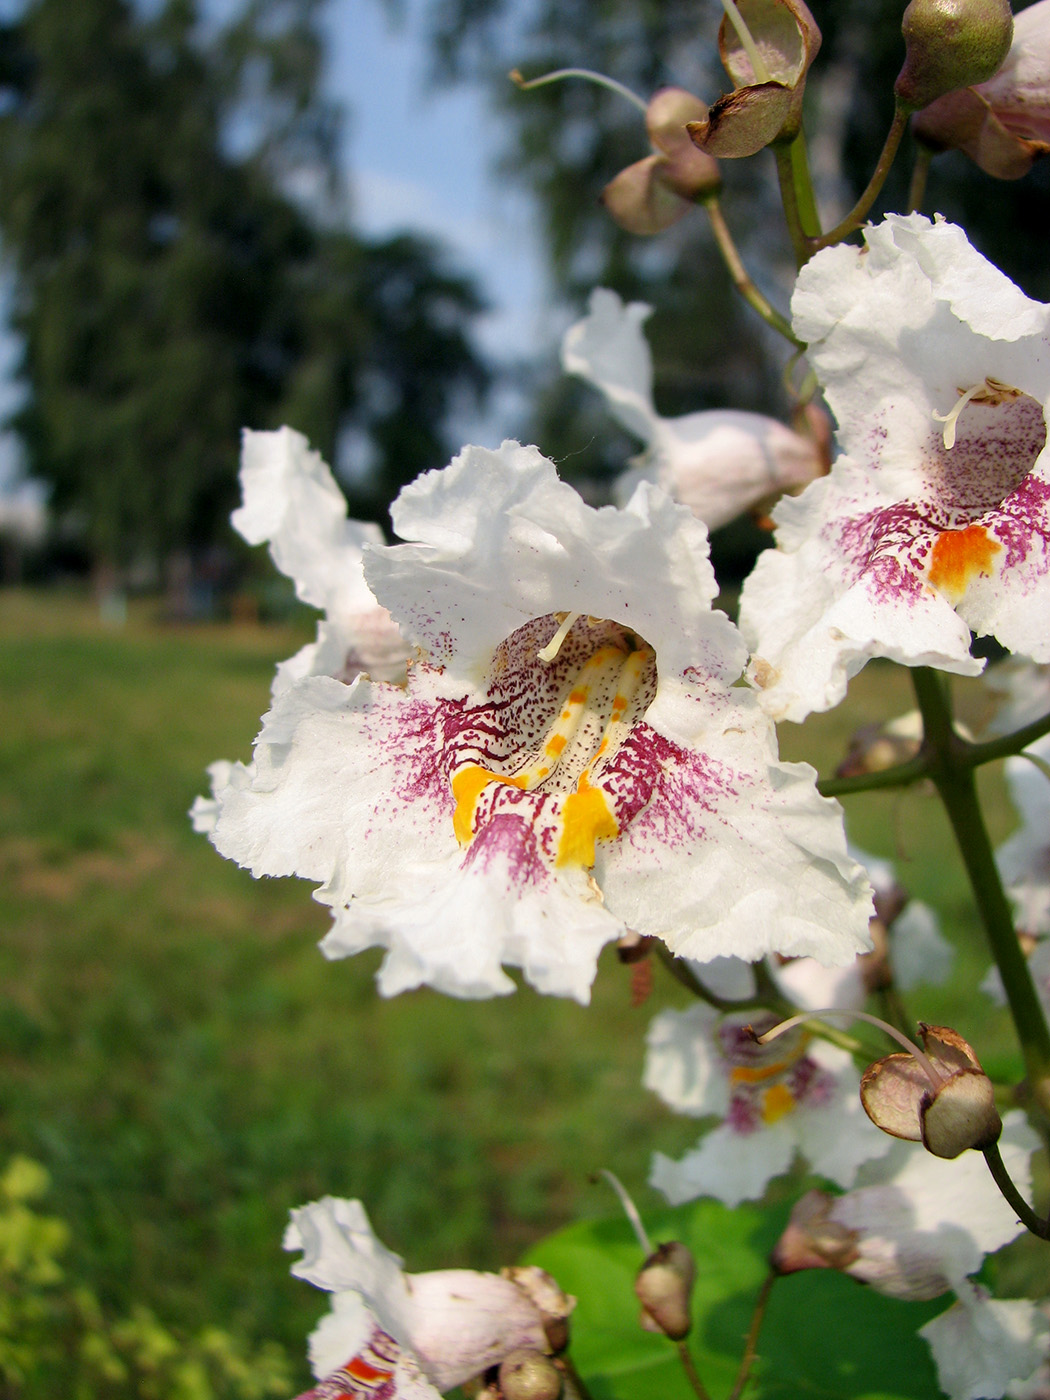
[[545, 733, 567, 756], [346, 1355, 394, 1383], [928, 525, 1002, 600], [568, 688, 588, 704]]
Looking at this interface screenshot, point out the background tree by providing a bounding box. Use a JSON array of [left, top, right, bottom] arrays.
[[407, 0, 1050, 507], [0, 0, 488, 575]]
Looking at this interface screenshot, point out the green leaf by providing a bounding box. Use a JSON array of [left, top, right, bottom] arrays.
[[526, 1199, 944, 1400]]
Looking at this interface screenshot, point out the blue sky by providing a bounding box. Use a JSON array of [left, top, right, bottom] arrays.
[[0, 0, 558, 498], [328, 2, 558, 435]]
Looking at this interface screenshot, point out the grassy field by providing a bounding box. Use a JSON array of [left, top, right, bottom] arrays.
[[0, 588, 1026, 1387]]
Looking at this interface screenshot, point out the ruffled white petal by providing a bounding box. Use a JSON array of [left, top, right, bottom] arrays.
[[650, 1119, 796, 1207], [742, 214, 1050, 721], [921, 1285, 1049, 1400]]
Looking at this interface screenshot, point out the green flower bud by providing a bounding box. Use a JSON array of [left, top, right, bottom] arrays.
[[895, 0, 1014, 113]]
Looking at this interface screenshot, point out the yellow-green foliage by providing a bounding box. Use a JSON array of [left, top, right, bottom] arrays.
[[0, 1156, 291, 1399]]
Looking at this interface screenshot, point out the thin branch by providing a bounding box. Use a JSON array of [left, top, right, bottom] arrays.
[[676, 1341, 714, 1400], [982, 1140, 1049, 1240], [727, 1270, 777, 1400], [813, 102, 909, 250]]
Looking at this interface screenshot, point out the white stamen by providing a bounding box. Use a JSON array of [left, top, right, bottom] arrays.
[[932, 382, 990, 450], [537, 611, 581, 663], [510, 67, 648, 114]]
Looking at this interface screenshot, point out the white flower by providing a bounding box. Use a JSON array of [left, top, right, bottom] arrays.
[[234, 428, 409, 693], [921, 1282, 1049, 1400], [997, 734, 1050, 935], [982, 657, 1050, 737], [206, 440, 872, 1002], [645, 1002, 893, 1206], [740, 214, 1050, 722], [774, 1112, 1044, 1399], [562, 289, 822, 530], [285, 1197, 572, 1398]]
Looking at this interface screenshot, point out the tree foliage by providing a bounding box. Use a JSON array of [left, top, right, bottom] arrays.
[[407, 0, 1050, 480], [0, 0, 488, 567]]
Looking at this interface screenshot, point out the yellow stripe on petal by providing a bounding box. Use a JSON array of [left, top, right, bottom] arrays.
[[557, 778, 619, 868], [760, 1083, 796, 1124], [452, 764, 526, 844]]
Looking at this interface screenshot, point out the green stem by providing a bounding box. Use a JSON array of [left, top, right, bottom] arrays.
[[703, 197, 802, 346], [982, 1140, 1049, 1240], [813, 102, 909, 250], [911, 669, 1050, 1115], [509, 67, 648, 113], [907, 143, 932, 214], [817, 750, 929, 798], [727, 1270, 777, 1400], [774, 140, 815, 269], [962, 708, 1050, 769], [785, 129, 822, 239]]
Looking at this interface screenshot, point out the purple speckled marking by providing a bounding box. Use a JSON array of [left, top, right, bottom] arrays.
[[833, 394, 1049, 602]]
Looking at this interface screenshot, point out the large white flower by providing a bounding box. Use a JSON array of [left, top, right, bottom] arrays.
[[205, 440, 872, 1001], [740, 214, 1050, 722], [645, 1002, 893, 1205], [562, 288, 823, 530], [285, 1196, 572, 1399]]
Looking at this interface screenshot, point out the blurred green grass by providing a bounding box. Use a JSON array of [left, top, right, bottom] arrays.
[[0, 588, 1026, 1378]]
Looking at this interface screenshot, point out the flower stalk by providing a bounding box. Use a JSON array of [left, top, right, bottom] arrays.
[[911, 668, 1050, 1118]]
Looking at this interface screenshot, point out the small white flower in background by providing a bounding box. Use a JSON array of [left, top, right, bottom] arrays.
[[995, 733, 1050, 936], [773, 1113, 1046, 1400], [285, 1197, 572, 1400], [234, 428, 410, 692], [203, 439, 872, 1001], [644, 1003, 893, 1206], [562, 288, 823, 530], [740, 214, 1050, 722], [981, 656, 1050, 737], [982, 938, 1050, 1017]]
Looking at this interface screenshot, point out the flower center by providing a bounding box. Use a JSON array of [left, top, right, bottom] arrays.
[[448, 614, 658, 869], [933, 378, 1024, 451]]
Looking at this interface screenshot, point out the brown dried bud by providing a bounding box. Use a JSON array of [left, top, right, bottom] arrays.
[[772, 1189, 861, 1275], [895, 0, 1014, 112], [634, 1241, 696, 1340], [602, 89, 720, 234], [498, 1350, 563, 1400], [689, 0, 821, 156], [860, 1023, 1002, 1159], [501, 1266, 575, 1355]]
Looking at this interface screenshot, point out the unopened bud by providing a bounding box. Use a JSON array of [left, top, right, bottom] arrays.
[[634, 1241, 696, 1340], [860, 1023, 1002, 1159], [498, 1350, 563, 1400], [895, 0, 1014, 112], [772, 1189, 861, 1275]]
